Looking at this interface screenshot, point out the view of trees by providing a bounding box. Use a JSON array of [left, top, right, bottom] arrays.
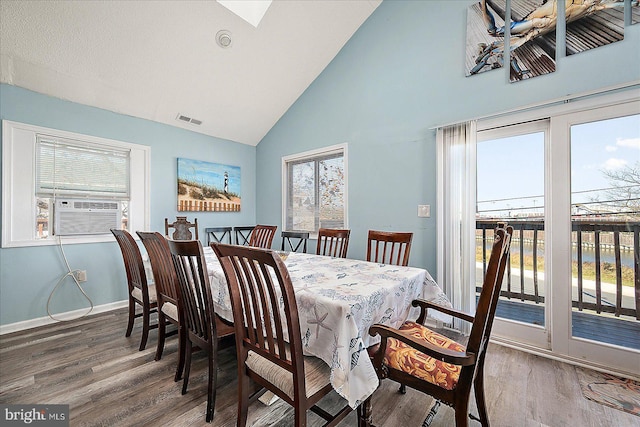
[[593, 161, 640, 220]]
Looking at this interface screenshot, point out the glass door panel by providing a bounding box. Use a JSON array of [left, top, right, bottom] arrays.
[[569, 113, 640, 350], [477, 121, 549, 347]]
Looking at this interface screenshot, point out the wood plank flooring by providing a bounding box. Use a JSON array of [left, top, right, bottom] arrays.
[[1, 308, 638, 426]]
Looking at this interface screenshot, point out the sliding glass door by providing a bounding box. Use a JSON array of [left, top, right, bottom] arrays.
[[476, 120, 550, 349], [472, 95, 639, 376]]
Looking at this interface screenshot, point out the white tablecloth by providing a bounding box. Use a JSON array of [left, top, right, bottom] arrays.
[[203, 247, 451, 408]]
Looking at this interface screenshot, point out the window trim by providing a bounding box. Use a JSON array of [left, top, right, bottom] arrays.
[[2, 120, 150, 247], [477, 87, 639, 132], [281, 143, 348, 238]]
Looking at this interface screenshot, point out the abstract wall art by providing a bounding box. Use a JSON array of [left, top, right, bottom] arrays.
[[564, 0, 626, 56], [466, 0, 633, 82], [465, 0, 507, 77]]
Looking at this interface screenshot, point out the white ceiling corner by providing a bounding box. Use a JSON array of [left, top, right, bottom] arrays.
[[0, 0, 382, 146]]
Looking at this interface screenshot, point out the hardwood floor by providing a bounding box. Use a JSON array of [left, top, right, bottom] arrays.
[[1, 308, 637, 426]]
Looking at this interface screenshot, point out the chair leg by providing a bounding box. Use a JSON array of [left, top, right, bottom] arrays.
[[357, 397, 373, 427], [205, 350, 217, 423], [182, 340, 193, 395], [398, 383, 406, 394], [454, 399, 469, 427], [155, 312, 166, 361], [139, 304, 150, 351], [294, 405, 306, 427], [237, 374, 250, 427], [174, 325, 186, 382], [474, 362, 490, 427], [126, 299, 135, 337]]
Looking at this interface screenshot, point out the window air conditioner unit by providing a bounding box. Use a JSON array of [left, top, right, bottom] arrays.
[[54, 199, 122, 236]]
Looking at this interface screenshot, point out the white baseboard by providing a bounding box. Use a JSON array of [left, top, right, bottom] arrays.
[[0, 300, 128, 335]]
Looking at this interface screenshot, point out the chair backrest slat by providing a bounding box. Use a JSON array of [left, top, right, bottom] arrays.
[[316, 228, 350, 258], [246, 257, 267, 349], [281, 231, 310, 253], [366, 230, 413, 266], [205, 226, 232, 244], [248, 225, 277, 249], [467, 225, 513, 356], [137, 231, 180, 307], [168, 239, 215, 341], [165, 216, 199, 240], [178, 255, 199, 334], [260, 260, 290, 357], [234, 226, 255, 245], [111, 229, 148, 298], [212, 243, 302, 372]]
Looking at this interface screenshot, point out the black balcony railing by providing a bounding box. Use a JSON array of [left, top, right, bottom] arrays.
[[476, 220, 640, 320]]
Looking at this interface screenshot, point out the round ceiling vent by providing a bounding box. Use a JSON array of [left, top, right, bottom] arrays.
[[216, 30, 233, 49]]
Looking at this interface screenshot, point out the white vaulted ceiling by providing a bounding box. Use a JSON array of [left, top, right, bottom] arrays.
[[0, 0, 381, 146]]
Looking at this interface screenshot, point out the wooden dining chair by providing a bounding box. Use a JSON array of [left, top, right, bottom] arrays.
[[247, 224, 277, 249], [234, 226, 255, 245], [211, 243, 353, 427], [111, 228, 158, 351], [281, 231, 310, 253], [167, 239, 235, 423], [316, 228, 350, 258], [137, 231, 185, 382], [367, 225, 513, 427], [366, 230, 413, 266], [165, 216, 199, 240], [205, 226, 233, 245]]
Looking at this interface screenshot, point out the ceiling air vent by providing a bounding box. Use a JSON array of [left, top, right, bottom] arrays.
[[176, 114, 203, 126]]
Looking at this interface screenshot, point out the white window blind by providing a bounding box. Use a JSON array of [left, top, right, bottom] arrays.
[[36, 136, 130, 199]]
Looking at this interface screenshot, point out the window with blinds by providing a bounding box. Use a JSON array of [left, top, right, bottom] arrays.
[[36, 136, 130, 198], [283, 144, 347, 234], [2, 120, 149, 247]]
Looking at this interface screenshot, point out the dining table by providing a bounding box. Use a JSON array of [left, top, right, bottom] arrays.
[[202, 246, 452, 410]]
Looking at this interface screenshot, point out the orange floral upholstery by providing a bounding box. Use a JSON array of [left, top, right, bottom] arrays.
[[383, 321, 465, 390]]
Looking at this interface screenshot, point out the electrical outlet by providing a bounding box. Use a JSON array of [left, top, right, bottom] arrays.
[[75, 270, 87, 282], [418, 204, 431, 218]]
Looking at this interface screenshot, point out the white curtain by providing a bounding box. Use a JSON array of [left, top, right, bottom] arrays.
[[436, 121, 477, 334]]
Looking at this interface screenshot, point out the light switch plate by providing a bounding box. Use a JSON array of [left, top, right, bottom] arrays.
[[418, 204, 430, 218]]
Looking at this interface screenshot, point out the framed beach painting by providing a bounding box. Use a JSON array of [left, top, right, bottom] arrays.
[[177, 158, 241, 212]]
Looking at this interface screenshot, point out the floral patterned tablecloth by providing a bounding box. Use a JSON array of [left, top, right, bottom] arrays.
[[203, 247, 451, 408]]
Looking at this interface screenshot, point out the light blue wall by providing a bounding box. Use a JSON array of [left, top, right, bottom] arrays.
[[257, 1, 640, 272], [0, 84, 256, 326], [3, 1, 639, 327]]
